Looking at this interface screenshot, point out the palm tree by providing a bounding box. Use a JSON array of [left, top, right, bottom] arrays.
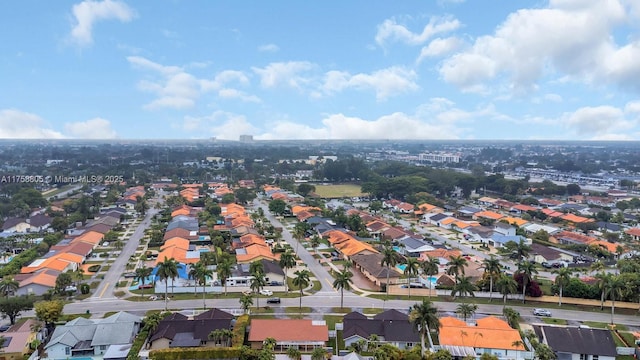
[[157, 257, 179, 311], [189, 263, 203, 296], [380, 245, 397, 300], [292, 269, 310, 311], [195, 262, 213, 309], [239, 293, 253, 314], [595, 272, 610, 310], [216, 259, 233, 296], [451, 276, 477, 300], [456, 303, 478, 322], [496, 274, 518, 305], [134, 266, 153, 299], [553, 267, 573, 306], [403, 257, 419, 299], [250, 270, 267, 309], [481, 256, 502, 302], [421, 256, 440, 298], [311, 347, 327, 360], [502, 307, 521, 329], [292, 222, 308, 253], [516, 261, 538, 303], [0, 277, 19, 297], [515, 239, 531, 260], [279, 250, 296, 293], [333, 269, 353, 309], [446, 255, 468, 281], [309, 235, 321, 254], [263, 337, 277, 351], [409, 299, 440, 358], [287, 347, 302, 360], [74, 267, 85, 283], [367, 333, 380, 351], [604, 274, 625, 324]]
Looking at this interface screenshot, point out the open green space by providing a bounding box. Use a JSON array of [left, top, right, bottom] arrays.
[[313, 184, 365, 199]]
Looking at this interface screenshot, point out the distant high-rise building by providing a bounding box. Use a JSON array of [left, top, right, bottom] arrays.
[[239, 135, 253, 142], [418, 152, 460, 163]]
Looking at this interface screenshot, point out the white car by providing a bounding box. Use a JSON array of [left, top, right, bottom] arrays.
[[259, 289, 273, 296], [533, 308, 552, 317]]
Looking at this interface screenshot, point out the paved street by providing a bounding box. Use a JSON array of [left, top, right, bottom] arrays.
[[255, 198, 337, 294], [90, 196, 161, 299]]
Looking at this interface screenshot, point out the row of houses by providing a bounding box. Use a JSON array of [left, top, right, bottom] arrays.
[[41, 307, 619, 360]]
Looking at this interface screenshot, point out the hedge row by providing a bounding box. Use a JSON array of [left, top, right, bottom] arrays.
[[233, 315, 249, 348], [149, 347, 241, 360], [126, 329, 149, 360]]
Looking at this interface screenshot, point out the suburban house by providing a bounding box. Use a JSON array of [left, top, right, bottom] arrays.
[[147, 309, 235, 350], [529, 243, 569, 264], [533, 326, 617, 360], [44, 312, 141, 360], [625, 227, 640, 242], [1, 214, 51, 233], [342, 310, 419, 350], [438, 316, 532, 359], [349, 252, 401, 288], [247, 319, 328, 351], [236, 259, 285, 284], [15, 269, 60, 296], [0, 319, 40, 360]]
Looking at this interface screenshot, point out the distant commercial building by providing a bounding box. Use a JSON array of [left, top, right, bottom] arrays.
[[418, 152, 460, 163], [239, 135, 254, 142]]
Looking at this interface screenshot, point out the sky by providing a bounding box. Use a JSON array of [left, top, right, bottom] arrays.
[[1, 0, 640, 141]]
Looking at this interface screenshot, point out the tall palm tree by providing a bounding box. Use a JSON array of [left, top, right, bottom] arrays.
[[604, 274, 625, 324], [292, 222, 308, 253], [456, 303, 478, 322], [409, 299, 440, 358], [451, 276, 477, 300], [481, 256, 502, 302], [496, 274, 518, 306], [309, 235, 321, 254], [516, 261, 538, 303], [195, 262, 213, 309], [421, 256, 440, 297], [446, 255, 468, 281], [515, 240, 532, 260], [292, 269, 310, 311], [553, 267, 573, 306], [595, 272, 610, 310], [279, 250, 296, 293], [502, 307, 521, 329], [333, 269, 353, 309], [250, 269, 267, 309], [157, 257, 179, 310], [380, 245, 397, 300], [189, 263, 203, 296], [239, 293, 253, 314], [216, 259, 233, 296], [0, 277, 19, 297], [403, 257, 419, 299], [134, 266, 152, 299]]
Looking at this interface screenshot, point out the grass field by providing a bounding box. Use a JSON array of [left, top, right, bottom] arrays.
[[313, 184, 366, 199]]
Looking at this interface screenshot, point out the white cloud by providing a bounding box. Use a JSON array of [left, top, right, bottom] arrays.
[[183, 111, 258, 140], [0, 109, 65, 139], [218, 89, 261, 103], [625, 100, 640, 114], [65, 118, 117, 139], [70, 0, 135, 46], [417, 36, 463, 62], [322, 66, 419, 101], [375, 16, 461, 47], [252, 61, 316, 89], [438, 1, 638, 94], [564, 105, 631, 135], [258, 44, 279, 52], [128, 56, 254, 109]]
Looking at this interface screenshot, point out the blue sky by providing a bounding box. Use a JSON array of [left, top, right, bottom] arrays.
[[1, 0, 640, 140]]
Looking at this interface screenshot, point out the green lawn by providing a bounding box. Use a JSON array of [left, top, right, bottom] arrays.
[[285, 306, 312, 313], [583, 321, 628, 331], [323, 315, 343, 330], [313, 184, 366, 199], [541, 318, 567, 325]]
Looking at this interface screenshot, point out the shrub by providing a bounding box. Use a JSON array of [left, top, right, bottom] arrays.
[[88, 264, 101, 272], [149, 347, 241, 360], [232, 315, 249, 347]]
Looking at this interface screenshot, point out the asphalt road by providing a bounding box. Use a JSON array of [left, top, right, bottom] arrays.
[[91, 198, 160, 299], [254, 198, 337, 294]]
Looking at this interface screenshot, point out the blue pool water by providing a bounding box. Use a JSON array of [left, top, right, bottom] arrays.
[[396, 264, 407, 272], [393, 246, 401, 252]]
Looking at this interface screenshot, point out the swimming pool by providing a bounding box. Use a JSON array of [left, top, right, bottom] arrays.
[[396, 264, 407, 272]]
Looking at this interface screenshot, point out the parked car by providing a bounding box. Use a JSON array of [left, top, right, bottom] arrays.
[[533, 308, 552, 317], [541, 262, 553, 269], [270, 281, 283, 286], [138, 284, 153, 289], [123, 272, 136, 278], [0, 325, 10, 332], [266, 297, 281, 304]]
